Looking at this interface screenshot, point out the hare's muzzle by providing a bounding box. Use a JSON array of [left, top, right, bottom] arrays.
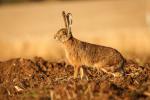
[[54, 34, 59, 41], [54, 34, 56, 39]]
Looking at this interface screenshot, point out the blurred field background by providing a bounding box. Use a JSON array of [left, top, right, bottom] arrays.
[[0, 0, 150, 61]]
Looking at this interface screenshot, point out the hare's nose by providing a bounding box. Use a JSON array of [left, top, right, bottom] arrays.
[[54, 35, 56, 39]]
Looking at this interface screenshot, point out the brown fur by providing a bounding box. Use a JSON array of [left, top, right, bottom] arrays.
[[54, 12, 125, 78]]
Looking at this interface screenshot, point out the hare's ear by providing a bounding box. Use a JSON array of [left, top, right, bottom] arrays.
[[62, 11, 68, 28], [66, 13, 72, 34]]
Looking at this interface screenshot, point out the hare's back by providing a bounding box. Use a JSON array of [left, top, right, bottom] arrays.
[[79, 42, 123, 65]]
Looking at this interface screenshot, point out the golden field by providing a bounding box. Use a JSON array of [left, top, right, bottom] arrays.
[[1, 1, 150, 100], [0, 0, 150, 61]]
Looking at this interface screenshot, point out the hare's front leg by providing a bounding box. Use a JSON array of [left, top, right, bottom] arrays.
[[73, 65, 79, 79], [73, 65, 84, 79]]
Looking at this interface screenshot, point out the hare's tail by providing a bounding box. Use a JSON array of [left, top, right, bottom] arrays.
[[118, 58, 126, 76]]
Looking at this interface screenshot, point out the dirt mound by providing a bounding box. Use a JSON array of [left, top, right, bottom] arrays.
[[0, 57, 150, 100]]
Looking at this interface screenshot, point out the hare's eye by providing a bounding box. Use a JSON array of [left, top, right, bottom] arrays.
[[63, 30, 65, 33], [63, 31, 66, 35]]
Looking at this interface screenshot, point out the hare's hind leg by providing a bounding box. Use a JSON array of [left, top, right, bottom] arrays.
[[100, 68, 115, 76], [94, 63, 114, 76], [100, 67, 122, 77]]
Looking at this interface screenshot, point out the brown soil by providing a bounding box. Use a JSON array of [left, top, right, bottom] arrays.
[[0, 57, 150, 100]]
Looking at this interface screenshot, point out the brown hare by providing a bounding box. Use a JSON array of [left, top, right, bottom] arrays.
[[54, 11, 125, 79]]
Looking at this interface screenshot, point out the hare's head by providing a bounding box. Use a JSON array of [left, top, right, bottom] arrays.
[[54, 11, 73, 42]]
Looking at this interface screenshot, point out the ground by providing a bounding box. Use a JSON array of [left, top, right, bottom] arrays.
[[0, 57, 150, 100]]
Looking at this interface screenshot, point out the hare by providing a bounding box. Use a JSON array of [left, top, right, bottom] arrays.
[[54, 11, 125, 79]]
